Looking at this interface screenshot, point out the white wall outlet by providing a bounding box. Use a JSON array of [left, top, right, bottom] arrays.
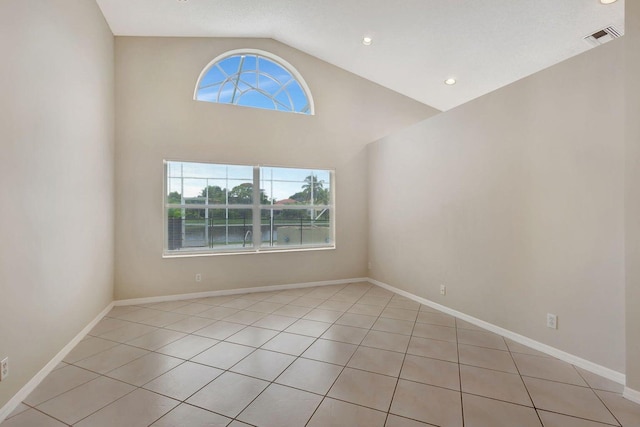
[[440, 285, 446, 296], [367, 261, 372, 270], [1, 357, 8, 381], [547, 313, 558, 329], [195, 273, 202, 282]]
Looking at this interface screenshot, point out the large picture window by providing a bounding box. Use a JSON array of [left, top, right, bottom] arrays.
[[164, 161, 334, 256]]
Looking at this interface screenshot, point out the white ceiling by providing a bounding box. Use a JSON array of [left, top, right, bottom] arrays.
[[96, 0, 624, 111]]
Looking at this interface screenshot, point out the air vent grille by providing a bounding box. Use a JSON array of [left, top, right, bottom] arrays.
[[584, 26, 622, 46]]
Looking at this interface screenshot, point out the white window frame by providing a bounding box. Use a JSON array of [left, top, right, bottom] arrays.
[[194, 49, 315, 115], [163, 160, 335, 257]]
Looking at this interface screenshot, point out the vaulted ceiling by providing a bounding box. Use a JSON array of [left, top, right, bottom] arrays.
[[96, 0, 624, 111]]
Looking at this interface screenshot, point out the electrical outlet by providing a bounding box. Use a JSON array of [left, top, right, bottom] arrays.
[[440, 285, 446, 296], [1, 357, 8, 381], [547, 313, 558, 329], [195, 273, 202, 282], [367, 261, 372, 270]]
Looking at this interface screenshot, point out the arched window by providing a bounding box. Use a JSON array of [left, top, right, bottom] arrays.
[[194, 49, 314, 115]]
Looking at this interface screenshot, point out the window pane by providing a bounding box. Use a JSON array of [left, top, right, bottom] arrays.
[[261, 167, 306, 204], [258, 57, 290, 83], [196, 85, 220, 102], [274, 91, 292, 111], [167, 162, 183, 178], [185, 208, 207, 248], [199, 66, 225, 88], [181, 162, 219, 178], [258, 74, 278, 94], [260, 167, 331, 206], [167, 178, 182, 199], [242, 55, 257, 72], [228, 180, 254, 204], [218, 56, 241, 76], [168, 208, 253, 251], [260, 209, 331, 247], [287, 80, 308, 113], [226, 165, 253, 180], [237, 91, 276, 110], [208, 209, 253, 249], [183, 179, 207, 204], [202, 180, 227, 204], [262, 167, 310, 182]]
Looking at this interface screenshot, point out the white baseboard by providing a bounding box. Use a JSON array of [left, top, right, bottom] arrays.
[[624, 386, 640, 404], [3, 275, 634, 423], [367, 278, 626, 386], [0, 302, 114, 424], [114, 277, 368, 306]]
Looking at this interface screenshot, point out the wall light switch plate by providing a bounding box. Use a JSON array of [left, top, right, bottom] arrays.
[[0, 357, 8, 381], [547, 313, 558, 329]]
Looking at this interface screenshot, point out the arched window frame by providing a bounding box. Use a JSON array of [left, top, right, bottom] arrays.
[[193, 49, 315, 115]]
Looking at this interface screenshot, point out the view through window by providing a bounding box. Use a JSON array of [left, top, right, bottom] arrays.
[[165, 161, 333, 255], [194, 50, 314, 115]]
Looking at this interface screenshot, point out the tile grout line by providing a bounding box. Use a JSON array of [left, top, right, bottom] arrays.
[[226, 282, 364, 426], [303, 284, 398, 427], [504, 335, 546, 427], [73, 286, 334, 427], [11, 282, 634, 427], [382, 302, 420, 426], [167, 286, 345, 425], [34, 287, 454, 426], [30, 290, 313, 427], [455, 316, 465, 427], [507, 341, 624, 426], [572, 363, 625, 425]]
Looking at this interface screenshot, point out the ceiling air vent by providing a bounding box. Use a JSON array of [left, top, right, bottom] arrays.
[[584, 26, 622, 46]]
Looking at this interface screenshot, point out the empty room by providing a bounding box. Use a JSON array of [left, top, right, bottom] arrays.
[[1, 0, 640, 426]]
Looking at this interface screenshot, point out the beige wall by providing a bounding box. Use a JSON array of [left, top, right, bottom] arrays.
[[0, 0, 114, 410], [114, 37, 438, 300], [368, 40, 626, 372], [625, 1, 640, 391]]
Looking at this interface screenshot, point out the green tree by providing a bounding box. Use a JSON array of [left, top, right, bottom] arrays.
[[229, 183, 253, 204], [228, 183, 270, 204], [290, 175, 329, 205], [200, 185, 226, 204]]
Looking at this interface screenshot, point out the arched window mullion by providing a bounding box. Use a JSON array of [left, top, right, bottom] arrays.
[[246, 86, 292, 111], [199, 81, 225, 91], [236, 89, 278, 111], [230, 56, 246, 104], [271, 78, 294, 98], [278, 88, 294, 112], [217, 75, 241, 103]]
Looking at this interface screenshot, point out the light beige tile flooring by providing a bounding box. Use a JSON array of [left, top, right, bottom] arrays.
[[3, 282, 640, 426]]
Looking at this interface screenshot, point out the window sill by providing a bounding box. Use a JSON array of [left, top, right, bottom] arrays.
[[162, 245, 336, 258]]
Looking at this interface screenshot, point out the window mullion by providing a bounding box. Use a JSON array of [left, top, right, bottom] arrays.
[[252, 166, 261, 250]]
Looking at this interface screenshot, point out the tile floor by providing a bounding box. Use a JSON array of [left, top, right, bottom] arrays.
[[3, 282, 640, 426]]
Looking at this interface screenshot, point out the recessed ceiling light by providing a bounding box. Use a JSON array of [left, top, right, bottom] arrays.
[[362, 37, 373, 46], [600, 0, 617, 4], [444, 78, 457, 85]]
